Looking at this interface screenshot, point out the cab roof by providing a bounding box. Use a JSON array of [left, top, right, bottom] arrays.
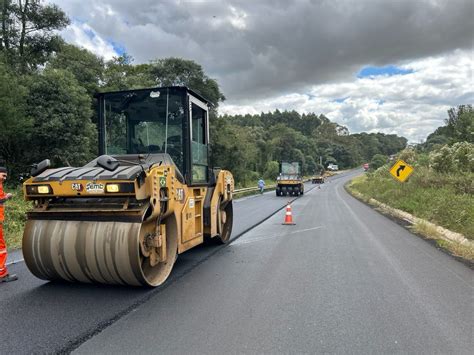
[[95, 86, 211, 106]]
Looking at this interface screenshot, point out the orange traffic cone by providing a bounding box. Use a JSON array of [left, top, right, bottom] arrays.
[[283, 203, 295, 225]]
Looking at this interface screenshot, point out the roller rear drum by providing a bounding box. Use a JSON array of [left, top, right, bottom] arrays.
[[22, 218, 177, 287]]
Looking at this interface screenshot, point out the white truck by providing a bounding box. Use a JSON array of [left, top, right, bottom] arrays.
[[327, 163, 339, 171]]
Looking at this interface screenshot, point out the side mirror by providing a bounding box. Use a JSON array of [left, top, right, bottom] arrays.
[[19, 172, 30, 182], [31, 159, 51, 177], [97, 155, 120, 171]]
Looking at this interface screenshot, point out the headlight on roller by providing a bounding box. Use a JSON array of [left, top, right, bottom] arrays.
[[37, 186, 50, 194], [26, 184, 52, 195], [106, 184, 120, 193], [105, 183, 135, 193]]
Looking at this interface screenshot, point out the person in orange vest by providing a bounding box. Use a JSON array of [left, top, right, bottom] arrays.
[[0, 166, 17, 283]]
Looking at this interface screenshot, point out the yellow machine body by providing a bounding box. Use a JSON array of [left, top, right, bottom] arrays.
[[22, 86, 234, 287], [22, 163, 233, 286]]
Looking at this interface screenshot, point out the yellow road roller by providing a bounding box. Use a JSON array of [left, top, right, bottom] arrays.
[[22, 86, 234, 287]]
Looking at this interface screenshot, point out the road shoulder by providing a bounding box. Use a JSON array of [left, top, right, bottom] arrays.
[[345, 177, 474, 268]]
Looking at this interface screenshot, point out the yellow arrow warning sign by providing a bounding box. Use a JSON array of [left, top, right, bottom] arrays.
[[389, 159, 414, 182]]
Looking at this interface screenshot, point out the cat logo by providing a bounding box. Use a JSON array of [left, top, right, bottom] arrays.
[[71, 183, 83, 192]]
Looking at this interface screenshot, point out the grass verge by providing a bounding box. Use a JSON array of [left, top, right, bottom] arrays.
[[3, 186, 31, 251], [348, 169, 473, 238]]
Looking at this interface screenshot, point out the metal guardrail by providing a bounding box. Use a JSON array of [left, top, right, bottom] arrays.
[[234, 185, 277, 194]]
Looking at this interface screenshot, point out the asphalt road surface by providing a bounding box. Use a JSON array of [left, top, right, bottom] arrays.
[[0, 178, 318, 354], [2, 170, 472, 354], [76, 170, 473, 354]]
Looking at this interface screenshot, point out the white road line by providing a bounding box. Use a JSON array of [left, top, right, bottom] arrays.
[[289, 226, 324, 234], [6, 258, 24, 266]]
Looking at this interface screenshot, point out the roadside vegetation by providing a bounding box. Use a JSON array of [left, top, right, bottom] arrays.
[[349, 164, 473, 238], [3, 186, 30, 250], [348, 106, 474, 260]]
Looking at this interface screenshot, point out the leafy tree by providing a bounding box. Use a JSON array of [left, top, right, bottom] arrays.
[[299, 113, 322, 133], [209, 116, 252, 184], [370, 154, 388, 170], [0, 60, 31, 177], [325, 155, 336, 164], [397, 148, 417, 164], [304, 155, 317, 175], [313, 120, 338, 139], [315, 163, 325, 174], [48, 43, 104, 95], [263, 161, 279, 179], [102, 54, 155, 91], [429, 143, 474, 174], [422, 127, 450, 151], [429, 145, 454, 173], [26, 69, 96, 166], [452, 142, 474, 173], [446, 105, 473, 143], [419, 105, 473, 152], [268, 124, 307, 162], [331, 144, 355, 167], [0, 0, 69, 72], [149, 57, 225, 108]]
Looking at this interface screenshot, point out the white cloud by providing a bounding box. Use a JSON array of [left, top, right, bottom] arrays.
[[221, 49, 474, 143], [51, 0, 473, 142], [61, 22, 118, 60], [229, 5, 248, 30]]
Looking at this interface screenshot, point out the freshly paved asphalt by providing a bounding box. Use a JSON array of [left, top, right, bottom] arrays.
[[75, 170, 473, 354], [0, 179, 319, 353]]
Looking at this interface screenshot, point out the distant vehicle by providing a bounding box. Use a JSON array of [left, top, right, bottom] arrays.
[[312, 175, 325, 184], [327, 164, 338, 171], [276, 162, 304, 196], [363, 163, 369, 171]]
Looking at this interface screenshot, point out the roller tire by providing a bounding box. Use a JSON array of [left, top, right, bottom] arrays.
[[22, 217, 178, 287], [214, 199, 233, 244]]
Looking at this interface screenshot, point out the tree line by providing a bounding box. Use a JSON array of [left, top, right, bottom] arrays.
[[416, 104, 474, 174], [214, 111, 407, 184], [419, 105, 473, 151], [0, 0, 408, 186]]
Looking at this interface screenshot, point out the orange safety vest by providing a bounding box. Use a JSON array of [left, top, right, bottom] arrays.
[[0, 180, 7, 277], [0, 180, 6, 222]]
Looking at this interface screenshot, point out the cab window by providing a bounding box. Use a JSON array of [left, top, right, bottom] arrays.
[[191, 102, 208, 183]]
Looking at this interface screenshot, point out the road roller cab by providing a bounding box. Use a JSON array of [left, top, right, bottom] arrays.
[[22, 87, 234, 287]]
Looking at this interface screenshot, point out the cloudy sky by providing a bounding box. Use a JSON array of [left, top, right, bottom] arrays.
[[54, 0, 473, 142]]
